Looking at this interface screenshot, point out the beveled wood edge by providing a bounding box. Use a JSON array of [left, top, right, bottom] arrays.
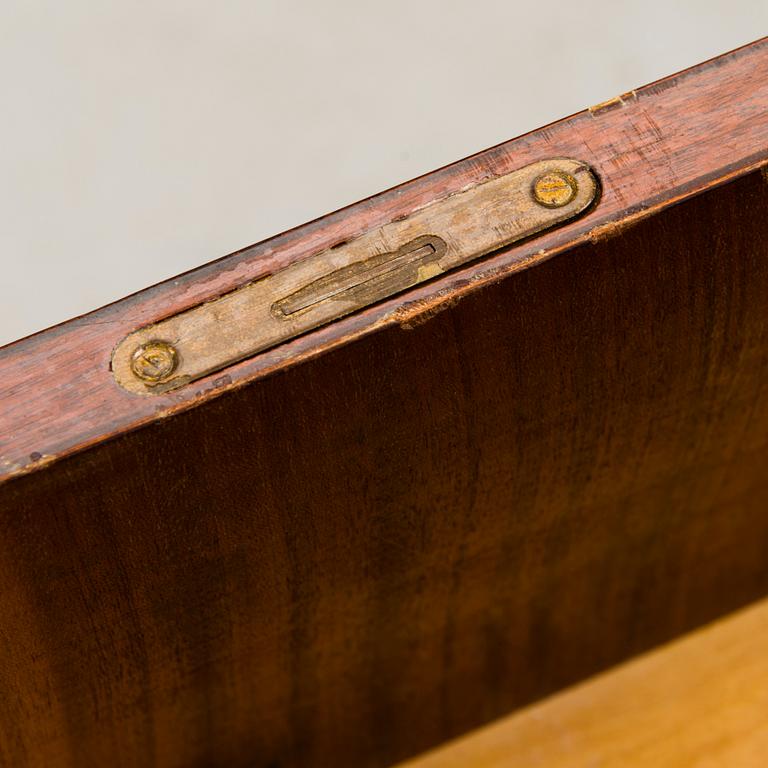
[[1, 37, 767, 483]]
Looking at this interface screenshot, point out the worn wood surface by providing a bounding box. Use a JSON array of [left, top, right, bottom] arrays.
[[400, 598, 768, 768], [1, 37, 768, 479], [2, 167, 768, 766]]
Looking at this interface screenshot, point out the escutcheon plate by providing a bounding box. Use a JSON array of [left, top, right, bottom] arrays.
[[112, 158, 598, 394]]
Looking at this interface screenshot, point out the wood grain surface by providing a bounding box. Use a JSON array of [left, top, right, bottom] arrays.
[[1, 37, 768, 480], [400, 598, 768, 768], [2, 167, 768, 766]]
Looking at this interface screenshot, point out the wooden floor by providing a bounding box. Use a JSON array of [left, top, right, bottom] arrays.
[[400, 598, 768, 767]]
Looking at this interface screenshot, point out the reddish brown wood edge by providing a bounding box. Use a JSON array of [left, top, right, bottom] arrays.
[[1, 37, 768, 482]]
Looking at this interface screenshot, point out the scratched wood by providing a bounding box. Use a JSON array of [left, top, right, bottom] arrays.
[[1, 38, 768, 477], [400, 598, 768, 768], [2, 38, 768, 768]]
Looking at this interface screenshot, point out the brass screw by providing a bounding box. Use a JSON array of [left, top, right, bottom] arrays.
[[130, 340, 178, 383], [532, 170, 578, 208]]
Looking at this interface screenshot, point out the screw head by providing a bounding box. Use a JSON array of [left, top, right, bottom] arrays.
[[532, 170, 578, 208], [130, 340, 178, 383]]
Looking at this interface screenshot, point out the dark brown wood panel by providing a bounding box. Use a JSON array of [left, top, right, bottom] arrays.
[[1, 38, 768, 481], [2, 169, 768, 767]]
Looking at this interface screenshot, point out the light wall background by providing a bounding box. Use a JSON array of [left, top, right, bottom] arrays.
[[1, 2, 766, 347]]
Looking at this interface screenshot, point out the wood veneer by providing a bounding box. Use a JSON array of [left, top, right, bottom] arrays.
[[1, 37, 768, 768]]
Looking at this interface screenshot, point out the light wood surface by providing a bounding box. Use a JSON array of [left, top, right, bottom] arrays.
[[401, 598, 768, 767]]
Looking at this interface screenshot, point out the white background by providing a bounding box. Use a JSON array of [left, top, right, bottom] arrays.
[[1, 2, 766, 346]]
